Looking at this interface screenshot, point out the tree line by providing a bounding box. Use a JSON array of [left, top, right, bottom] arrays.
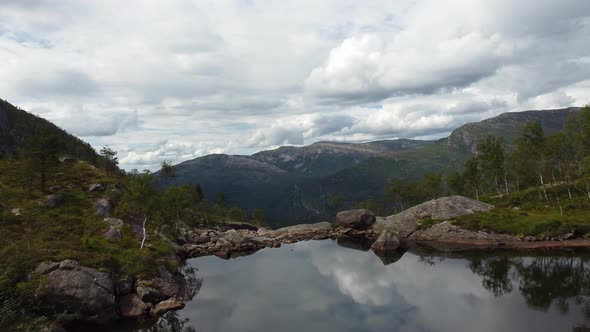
[[362, 105, 590, 215]]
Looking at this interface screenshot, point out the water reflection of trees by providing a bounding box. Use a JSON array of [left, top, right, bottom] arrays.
[[419, 252, 590, 331], [464, 254, 590, 314], [469, 254, 590, 332]]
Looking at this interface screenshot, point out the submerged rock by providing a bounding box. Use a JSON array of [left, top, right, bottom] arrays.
[[336, 209, 376, 229]]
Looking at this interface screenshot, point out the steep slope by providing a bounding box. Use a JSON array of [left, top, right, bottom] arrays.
[[0, 99, 99, 162], [448, 107, 579, 152]]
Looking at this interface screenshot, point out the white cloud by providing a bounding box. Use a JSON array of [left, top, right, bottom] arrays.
[[0, 0, 589, 170]]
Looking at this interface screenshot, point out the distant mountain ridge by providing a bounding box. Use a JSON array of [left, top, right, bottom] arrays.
[[448, 107, 580, 153], [166, 106, 581, 226]]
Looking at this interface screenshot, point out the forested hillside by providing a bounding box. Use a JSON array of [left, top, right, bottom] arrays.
[[162, 107, 581, 226]]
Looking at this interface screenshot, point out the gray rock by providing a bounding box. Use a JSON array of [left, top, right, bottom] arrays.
[[374, 196, 494, 238], [336, 209, 376, 229], [409, 221, 515, 243], [371, 229, 400, 254], [119, 294, 148, 318], [59, 259, 81, 270], [94, 198, 112, 217], [102, 218, 123, 241], [35, 261, 60, 275], [136, 267, 186, 304], [272, 222, 332, 237], [34, 260, 116, 324], [11, 208, 21, 216], [150, 297, 185, 317], [222, 229, 245, 245], [102, 226, 122, 240], [88, 183, 104, 192], [105, 217, 123, 227], [45, 194, 63, 208]]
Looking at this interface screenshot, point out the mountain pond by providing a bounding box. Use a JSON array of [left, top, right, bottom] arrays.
[[114, 239, 590, 332]]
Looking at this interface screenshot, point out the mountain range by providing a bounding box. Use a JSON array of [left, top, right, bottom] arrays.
[[0, 98, 579, 226], [163, 107, 580, 226]]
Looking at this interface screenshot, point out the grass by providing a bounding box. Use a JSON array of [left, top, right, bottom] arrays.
[[0, 159, 178, 306], [450, 182, 590, 238], [0, 158, 181, 329]]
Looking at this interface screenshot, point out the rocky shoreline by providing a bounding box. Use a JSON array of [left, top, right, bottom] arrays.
[[35, 195, 590, 330]]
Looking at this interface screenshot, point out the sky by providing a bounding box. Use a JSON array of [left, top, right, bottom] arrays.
[[1, 0, 590, 170]]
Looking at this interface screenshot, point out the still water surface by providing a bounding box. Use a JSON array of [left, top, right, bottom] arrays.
[[131, 239, 590, 332]]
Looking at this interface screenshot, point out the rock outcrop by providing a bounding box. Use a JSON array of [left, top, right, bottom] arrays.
[[370, 229, 400, 254], [94, 198, 112, 217], [409, 221, 515, 243], [136, 267, 186, 304], [34, 260, 117, 324], [102, 218, 123, 240], [336, 209, 375, 229], [369, 196, 494, 254]]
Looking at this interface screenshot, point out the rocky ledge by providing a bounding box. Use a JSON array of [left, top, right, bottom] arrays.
[[178, 221, 379, 259], [32, 260, 187, 325]]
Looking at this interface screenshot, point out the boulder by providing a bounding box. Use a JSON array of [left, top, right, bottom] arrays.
[[34, 260, 116, 324], [94, 198, 112, 217], [102, 227, 122, 240], [150, 297, 185, 317], [88, 183, 104, 192], [371, 229, 400, 254], [102, 218, 124, 241], [11, 208, 21, 216], [34, 261, 60, 275], [374, 196, 494, 237], [336, 209, 376, 229], [136, 267, 186, 304], [45, 194, 63, 208], [119, 294, 148, 318]]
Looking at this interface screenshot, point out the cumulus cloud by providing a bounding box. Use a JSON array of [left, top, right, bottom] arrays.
[[0, 0, 589, 169]]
